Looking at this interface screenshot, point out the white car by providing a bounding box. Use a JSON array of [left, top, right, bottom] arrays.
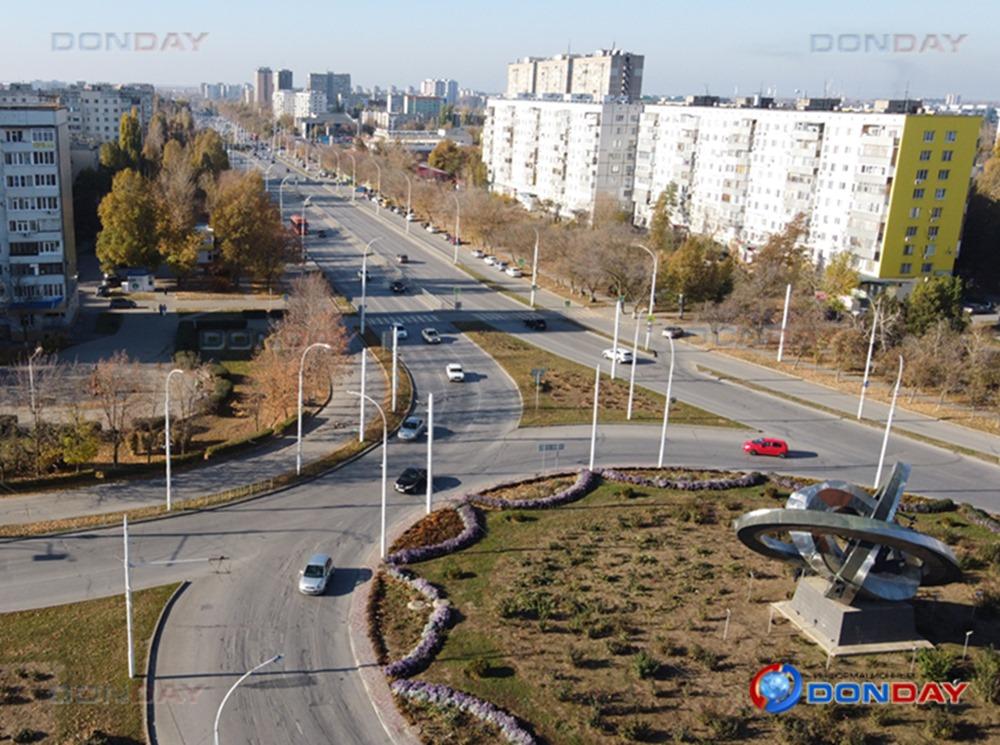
[[471, 249, 485, 258], [405, 212, 416, 222], [425, 224, 438, 234], [483, 255, 497, 266], [446, 363, 465, 382], [298, 553, 334, 595], [421, 327, 442, 344], [398, 416, 427, 441], [602, 347, 634, 364], [495, 261, 509, 272], [505, 267, 523, 278], [390, 323, 408, 340]]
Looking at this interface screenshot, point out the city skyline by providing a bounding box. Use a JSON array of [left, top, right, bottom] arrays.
[[2, 0, 998, 99]]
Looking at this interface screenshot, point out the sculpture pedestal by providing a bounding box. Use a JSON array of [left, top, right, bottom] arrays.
[[772, 577, 932, 656]]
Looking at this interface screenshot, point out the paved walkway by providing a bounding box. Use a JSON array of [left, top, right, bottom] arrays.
[[0, 344, 385, 526]]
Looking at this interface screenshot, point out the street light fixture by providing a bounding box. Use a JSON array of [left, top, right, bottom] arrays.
[[631, 243, 658, 350], [262, 163, 275, 192], [213, 654, 283, 745], [530, 228, 540, 309], [347, 390, 388, 558], [403, 174, 413, 234], [297, 342, 333, 475], [360, 237, 382, 335], [300, 196, 313, 262], [27, 345, 43, 419], [370, 157, 382, 214], [451, 193, 461, 263], [347, 153, 357, 202], [164, 368, 185, 511], [278, 175, 293, 223], [657, 335, 676, 468]]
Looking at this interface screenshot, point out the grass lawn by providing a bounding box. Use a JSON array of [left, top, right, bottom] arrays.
[[378, 474, 1000, 744], [0, 584, 180, 744], [454, 321, 742, 429]]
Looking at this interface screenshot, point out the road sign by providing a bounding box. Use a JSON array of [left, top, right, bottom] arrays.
[[530, 367, 546, 381], [538, 443, 565, 453]]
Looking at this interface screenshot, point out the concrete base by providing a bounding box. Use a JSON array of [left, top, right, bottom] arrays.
[[772, 577, 932, 657]]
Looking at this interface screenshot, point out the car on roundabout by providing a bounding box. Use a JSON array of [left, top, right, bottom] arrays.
[[398, 416, 426, 441], [390, 322, 408, 340], [446, 363, 465, 382], [662, 326, 685, 339], [298, 553, 334, 595], [602, 347, 633, 364], [394, 467, 427, 493], [743, 438, 789, 458]]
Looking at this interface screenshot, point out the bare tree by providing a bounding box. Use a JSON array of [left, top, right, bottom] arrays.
[[89, 351, 142, 466]]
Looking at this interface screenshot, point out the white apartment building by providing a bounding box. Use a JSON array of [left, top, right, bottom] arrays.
[[0, 106, 77, 339], [420, 79, 458, 105], [506, 50, 644, 102], [272, 89, 296, 119], [273, 89, 327, 121], [483, 96, 641, 217]]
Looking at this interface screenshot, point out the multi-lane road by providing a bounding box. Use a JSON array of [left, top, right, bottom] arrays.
[[1, 141, 999, 745]]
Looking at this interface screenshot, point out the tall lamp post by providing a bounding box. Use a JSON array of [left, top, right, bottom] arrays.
[[626, 315, 642, 420], [589, 365, 600, 470], [360, 237, 382, 335], [347, 153, 357, 202], [451, 193, 461, 263], [278, 175, 292, 223], [348, 390, 388, 558], [530, 228, 540, 309], [874, 355, 904, 490], [299, 196, 312, 262], [631, 243, 658, 350], [213, 654, 283, 745], [263, 163, 275, 192], [297, 342, 333, 475], [403, 174, 413, 234], [857, 302, 880, 420], [777, 283, 792, 362], [657, 335, 676, 468], [370, 157, 382, 214], [27, 345, 43, 417], [164, 368, 185, 511]]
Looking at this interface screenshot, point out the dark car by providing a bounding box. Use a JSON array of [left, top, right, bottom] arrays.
[[317, 229, 327, 238], [962, 299, 995, 315], [109, 297, 137, 309], [396, 254, 408, 264], [394, 467, 428, 494], [390, 280, 407, 293], [523, 317, 547, 330], [662, 326, 685, 339], [95, 285, 111, 298]]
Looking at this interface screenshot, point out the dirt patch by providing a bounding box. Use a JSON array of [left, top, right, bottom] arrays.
[[391, 509, 466, 553]]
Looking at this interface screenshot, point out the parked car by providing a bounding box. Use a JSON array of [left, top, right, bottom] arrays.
[[425, 224, 438, 234], [495, 261, 509, 272], [109, 298, 137, 309], [394, 467, 428, 494], [390, 322, 408, 340], [390, 280, 407, 293], [523, 317, 547, 330], [483, 255, 497, 266], [317, 229, 327, 238], [398, 416, 426, 441], [297, 553, 334, 595], [396, 254, 409, 264], [662, 326, 685, 339], [471, 249, 485, 259], [505, 266, 523, 278], [446, 363, 465, 382], [405, 212, 416, 222], [743, 438, 789, 458], [962, 299, 995, 315], [602, 347, 634, 364], [421, 327, 441, 344]]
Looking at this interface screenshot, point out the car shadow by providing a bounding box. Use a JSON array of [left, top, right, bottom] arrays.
[[328, 566, 373, 597], [784, 450, 818, 460], [460, 372, 487, 383], [430, 425, 455, 440], [433, 475, 462, 491]]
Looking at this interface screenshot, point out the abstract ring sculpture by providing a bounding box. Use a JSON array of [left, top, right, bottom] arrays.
[[734, 463, 961, 604]]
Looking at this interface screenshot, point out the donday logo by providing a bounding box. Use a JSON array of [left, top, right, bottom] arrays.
[[750, 663, 803, 713]]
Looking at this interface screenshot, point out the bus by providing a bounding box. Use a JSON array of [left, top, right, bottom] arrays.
[[290, 214, 309, 236]]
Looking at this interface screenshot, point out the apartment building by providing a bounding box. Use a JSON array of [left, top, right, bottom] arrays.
[[274, 69, 293, 92], [506, 50, 644, 102], [308, 72, 352, 111], [0, 106, 77, 339], [482, 96, 641, 217], [420, 79, 458, 105], [632, 102, 980, 282], [254, 67, 273, 111]]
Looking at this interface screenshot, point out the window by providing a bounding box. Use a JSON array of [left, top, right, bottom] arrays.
[[909, 207, 921, 218], [938, 169, 950, 180], [9, 241, 40, 256], [942, 150, 953, 162], [31, 130, 54, 142], [915, 169, 928, 182], [923, 130, 935, 142], [900, 262, 913, 274], [34, 174, 56, 187], [903, 245, 913, 255], [928, 226, 940, 239], [935, 188, 947, 200], [919, 150, 932, 161], [921, 263, 933, 273], [905, 226, 918, 238], [931, 207, 943, 220], [32, 151, 55, 165], [924, 245, 936, 257], [945, 130, 957, 142], [4, 129, 24, 142], [912, 188, 925, 199]]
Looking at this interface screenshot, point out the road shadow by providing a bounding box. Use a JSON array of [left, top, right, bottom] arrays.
[[459, 372, 487, 383], [784, 450, 818, 459]]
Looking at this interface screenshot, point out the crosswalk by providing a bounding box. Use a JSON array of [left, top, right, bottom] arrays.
[[365, 309, 539, 329]]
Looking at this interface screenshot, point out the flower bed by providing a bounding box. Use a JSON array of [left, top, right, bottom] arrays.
[[387, 504, 483, 565], [468, 469, 599, 509], [382, 564, 452, 679], [599, 467, 766, 491], [391, 679, 537, 745]]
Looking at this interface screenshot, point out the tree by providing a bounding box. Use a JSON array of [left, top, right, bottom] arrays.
[[428, 140, 464, 175], [98, 141, 129, 173], [829, 327, 868, 380], [118, 109, 143, 168], [822, 252, 861, 300], [462, 146, 488, 188], [142, 111, 169, 167], [61, 412, 100, 472], [662, 235, 733, 304], [905, 275, 967, 336], [190, 128, 229, 177], [89, 351, 142, 466], [156, 140, 201, 278], [96, 169, 161, 271], [647, 184, 678, 253], [750, 214, 814, 296]]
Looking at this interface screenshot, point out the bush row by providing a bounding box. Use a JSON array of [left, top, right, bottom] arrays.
[[598, 468, 767, 491], [386, 504, 483, 565], [469, 469, 600, 509], [382, 564, 453, 679]]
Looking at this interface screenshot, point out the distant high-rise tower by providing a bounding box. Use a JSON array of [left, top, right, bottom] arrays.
[[274, 69, 293, 91], [420, 79, 459, 105], [255, 67, 273, 110]]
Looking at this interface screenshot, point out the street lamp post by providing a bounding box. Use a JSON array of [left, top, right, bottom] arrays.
[[123, 515, 135, 678], [391, 325, 399, 412], [278, 175, 292, 222], [213, 654, 283, 745], [632, 243, 658, 349], [530, 228, 540, 309], [164, 368, 185, 511], [426, 393, 434, 514], [857, 303, 880, 420], [626, 317, 641, 420], [347, 152, 358, 202], [300, 196, 312, 262], [263, 163, 275, 192], [451, 193, 460, 263], [27, 345, 43, 418], [360, 237, 382, 335], [610, 298, 622, 380], [297, 342, 333, 475], [874, 355, 904, 490], [589, 365, 600, 470], [777, 283, 793, 362], [403, 174, 413, 234], [658, 335, 676, 468], [348, 391, 388, 557], [370, 157, 382, 215]]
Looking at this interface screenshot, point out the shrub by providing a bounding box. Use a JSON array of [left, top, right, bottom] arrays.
[[778, 716, 823, 745], [763, 483, 782, 500], [13, 731, 43, 744], [698, 707, 746, 740], [617, 486, 640, 499], [972, 646, 1000, 704], [569, 647, 587, 668], [978, 542, 1000, 569], [916, 647, 954, 681], [836, 723, 871, 745], [587, 620, 614, 639], [555, 682, 573, 702], [607, 637, 635, 656], [689, 643, 720, 670], [633, 651, 661, 679], [922, 707, 958, 739], [620, 719, 653, 741], [81, 733, 113, 745], [465, 657, 490, 679]]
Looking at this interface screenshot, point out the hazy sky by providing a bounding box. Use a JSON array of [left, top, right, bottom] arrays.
[[2, 0, 997, 99]]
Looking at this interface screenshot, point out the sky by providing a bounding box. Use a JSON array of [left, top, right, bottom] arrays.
[[2, 0, 998, 100]]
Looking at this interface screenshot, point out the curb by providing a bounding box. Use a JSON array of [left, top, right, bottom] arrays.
[[143, 580, 191, 745]]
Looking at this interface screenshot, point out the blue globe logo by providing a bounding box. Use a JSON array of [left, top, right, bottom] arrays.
[[750, 663, 803, 713]]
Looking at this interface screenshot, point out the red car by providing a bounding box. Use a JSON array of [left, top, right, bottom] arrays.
[[743, 438, 789, 458]]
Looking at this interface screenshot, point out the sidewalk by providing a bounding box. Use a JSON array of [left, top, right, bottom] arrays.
[[0, 345, 385, 527]]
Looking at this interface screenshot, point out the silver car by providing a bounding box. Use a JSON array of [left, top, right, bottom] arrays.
[[298, 553, 334, 595], [398, 416, 426, 441]]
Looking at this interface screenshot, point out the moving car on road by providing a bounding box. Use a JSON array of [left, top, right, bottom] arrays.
[[505, 266, 523, 278], [390, 280, 407, 293], [406, 212, 416, 222], [602, 347, 634, 364], [317, 229, 327, 238], [962, 299, 995, 315], [394, 467, 427, 493], [421, 327, 441, 344], [396, 254, 408, 264], [398, 416, 426, 441], [523, 317, 547, 330], [662, 326, 685, 339], [390, 322, 408, 340], [425, 223, 438, 233], [483, 255, 497, 266], [495, 261, 509, 272], [446, 363, 465, 382], [109, 297, 137, 309], [471, 249, 485, 258], [298, 553, 334, 595], [743, 438, 789, 458]]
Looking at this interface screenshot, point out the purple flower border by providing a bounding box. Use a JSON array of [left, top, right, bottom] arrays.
[[391, 678, 537, 745], [382, 564, 452, 679], [386, 503, 484, 565], [599, 467, 766, 491], [467, 469, 600, 509]]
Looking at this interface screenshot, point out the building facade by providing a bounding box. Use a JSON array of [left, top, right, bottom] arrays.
[[482, 96, 641, 217], [632, 102, 981, 281], [274, 69, 293, 91], [0, 106, 77, 339], [420, 79, 458, 105], [308, 72, 352, 111], [506, 50, 644, 102], [254, 67, 273, 111]]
